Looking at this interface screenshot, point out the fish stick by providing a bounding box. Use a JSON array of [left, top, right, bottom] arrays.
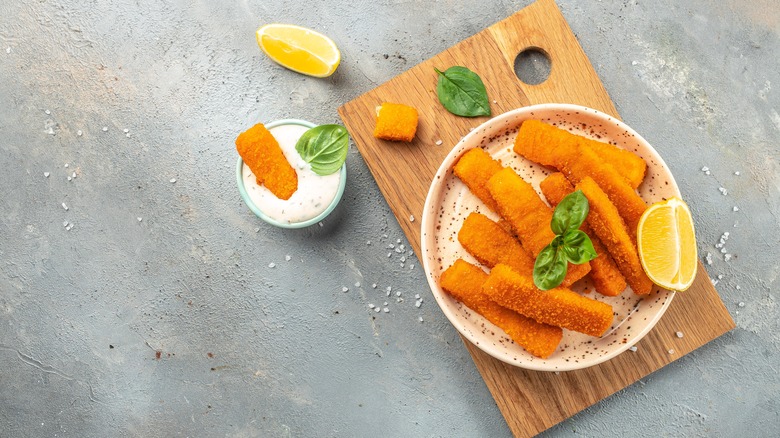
[[576, 177, 653, 295], [440, 259, 563, 358], [513, 119, 646, 189], [458, 212, 535, 276], [482, 264, 614, 337], [486, 167, 591, 285], [453, 148, 503, 212], [236, 123, 298, 200], [539, 173, 627, 297], [561, 146, 648, 240]]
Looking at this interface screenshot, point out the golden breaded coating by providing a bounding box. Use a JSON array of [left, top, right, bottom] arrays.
[[540, 173, 627, 297], [440, 259, 563, 358], [561, 146, 647, 241], [482, 264, 614, 337], [452, 148, 503, 212], [373, 102, 418, 142], [236, 123, 298, 200], [513, 119, 646, 189], [458, 212, 535, 276], [486, 167, 591, 287], [576, 177, 653, 295]]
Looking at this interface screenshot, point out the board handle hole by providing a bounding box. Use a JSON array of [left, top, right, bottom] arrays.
[[514, 47, 551, 85]]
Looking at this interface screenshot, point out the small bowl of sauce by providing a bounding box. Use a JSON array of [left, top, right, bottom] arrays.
[[236, 119, 346, 228]]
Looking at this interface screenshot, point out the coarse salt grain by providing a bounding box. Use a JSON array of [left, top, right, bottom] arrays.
[[102, 126, 108, 132], [668, 349, 675, 354], [395, 291, 401, 297], [383, 302, 388, 306], [386, 286, 392, 292], [368, 304, 375, 309], [735, 171, 740, 175], [67, 176, 72, 181], [366, 240, 371, 245], [719, 187, 728, 195], [733, 206, 739, 212], [123, 128, 129, 133], [705, 253, 713, 265], [355, 282, 360, 287], [72, 172, 76, 178], [418, 316, 423, 322], [137, 217, 142, 222], [387, 252, 392, 258], [435, 139, 443, 146], [5, 47, 9, 54], [409, 265, 414, 270], [415, 294, 420, 299], [170, 178, 176, 183], [724, 254, 732, 261], [77, 130, 83, 136], [629, 346, 638, 352], [61, 202, 68, 211], [44, 172, 50, 177], [415, 301, 422, 308], [45, 109, 51, 115], [738, 302, 745, 308], [64, 163, 69, 168], [701, 166, 709, 172], [285, 255, 291, 261], [268, 263, 276, 268], [374, 307, 380, 313], [676, 331, 683, 338], [342, 286, 349, 292], [372, 283, 377, 289], [383, 307, 389, 313], [409, 215, 415, 222], [396, 239, 401, 244], [63, 221, 69, 227]]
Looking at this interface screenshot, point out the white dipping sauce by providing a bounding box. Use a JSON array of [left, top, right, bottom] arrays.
[[242, 124, 342, 224]]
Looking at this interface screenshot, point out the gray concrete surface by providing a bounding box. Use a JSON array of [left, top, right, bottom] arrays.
[[0, 0, 777, 436]]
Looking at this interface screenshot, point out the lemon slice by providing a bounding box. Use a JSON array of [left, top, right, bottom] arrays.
[[256, 24, 341, 78], [637, 197, 698, 291]]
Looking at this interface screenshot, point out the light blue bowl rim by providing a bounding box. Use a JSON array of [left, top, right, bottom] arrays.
[[236, 118, 347, 229]]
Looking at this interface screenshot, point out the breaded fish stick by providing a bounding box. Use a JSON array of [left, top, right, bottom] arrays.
[[440, 259, 563, 358], [539, 173, 627, 297], [486, 167, 591, 285], [453, 148, 503, 212], [458, 212, 535, 276], [513, 119, 646, 189], [236, 123, 298, 200], [561, 146, 647, 240], [576, 177, 654, 295], [483, 264, 614, 337]]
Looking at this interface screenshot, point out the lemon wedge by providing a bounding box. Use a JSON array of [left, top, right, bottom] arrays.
[[637, 197, 698, 291], [256, 24, 340, 78]]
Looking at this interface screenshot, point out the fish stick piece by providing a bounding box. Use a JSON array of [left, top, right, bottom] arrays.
[[236, 123, 298, 200], [487, 167, 591, 286], [576, 177, 653, 295], [373, 102, 419, 142], [483, 264, 614, 337], [458, 212, 536, 276], [440, 259, 563, 358], [540, 173, 627, 297], [561, 146, 648, 240], [513, 119, 646, 189], [453, 148, 503, 212]]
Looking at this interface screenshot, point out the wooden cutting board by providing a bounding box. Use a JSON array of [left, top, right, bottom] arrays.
[[338, 0, 735, 436]]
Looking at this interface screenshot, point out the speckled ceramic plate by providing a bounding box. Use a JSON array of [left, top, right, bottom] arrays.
[[420, 104, 678, 372]]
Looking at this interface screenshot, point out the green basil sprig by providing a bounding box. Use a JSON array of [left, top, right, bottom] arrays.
[[533, 190, 598, 290], [434, 66, 491, 117], [295, 124, 349, 176]]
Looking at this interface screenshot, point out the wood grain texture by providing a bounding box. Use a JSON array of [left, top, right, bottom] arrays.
[[338, 0, 735, 436]]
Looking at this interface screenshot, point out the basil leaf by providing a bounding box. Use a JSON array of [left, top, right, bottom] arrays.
[[551, 190, 589, 234], [561, 229, 598, 264], [533, 244, 569, 290], [435, 66, 491, 117], [295, 124, 349, 176]]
